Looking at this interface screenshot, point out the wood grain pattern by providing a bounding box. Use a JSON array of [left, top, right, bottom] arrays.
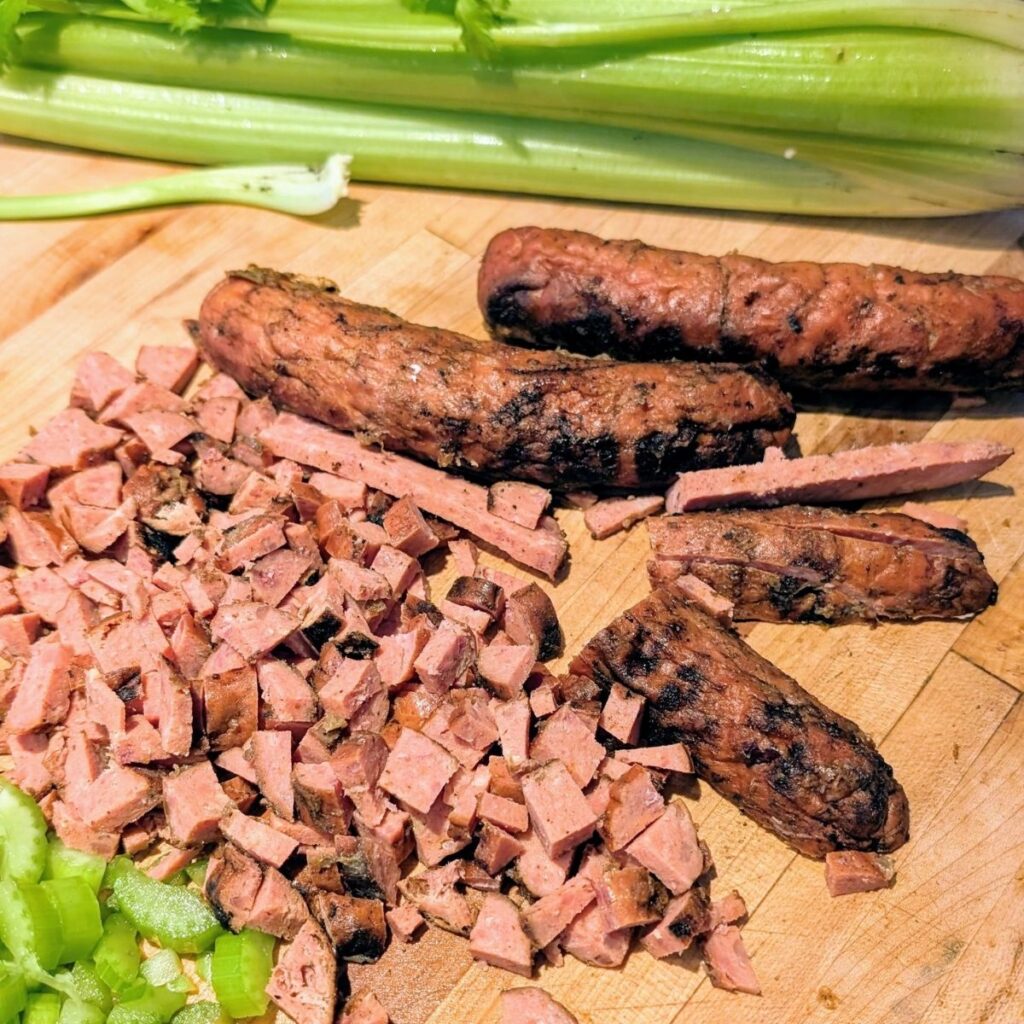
[[1, 138, 1022, 1024]]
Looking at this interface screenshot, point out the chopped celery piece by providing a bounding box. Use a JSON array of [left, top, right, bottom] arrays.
[[67, 966, 111, 1013], [182, 862, 207, 889], [168, 1004, 226, 1024], [0, 781, 48, 885], [43, 841, 106, 897], [22, 992, 61, 1024], [138, 953, 181, 992], [105, 1008, 161, 1024], [111, 866, 223, 955], [57, 1002, 104, 1024], [0, 882, 63, 974], [40, 879, 103, 964], [115, 985, 186, 1024], [90, 917, 140, 998], [210, 931, 274, 1020], [192, 956, 211, 987], [0, 963, 27, 1024]]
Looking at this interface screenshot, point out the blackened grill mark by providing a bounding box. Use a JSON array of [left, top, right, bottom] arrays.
[[741, 742, 781, 766], [634, 430, 674, 481], [549, 426, 620, 483], [493, 386, 543, 429], [138, 523, 178, 563], [787, 314, 803, 334], [301, 612, 342, 651], [539, 619, 564, 662], [336, 633, 379, 659], [485, 286, 532, 331]]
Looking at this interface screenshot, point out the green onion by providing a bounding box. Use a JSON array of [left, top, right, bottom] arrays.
[[0, 65, 1008, 216], [39, 879, 103, 965], [22, 991, 62, 1024], [91, 916, 142, 998], [0, 963, 27, 1024], [210, 930, 274, 1020], [43, 841, 106, 898], [110, 863, 223, 955], [0, 781, 49, 885]]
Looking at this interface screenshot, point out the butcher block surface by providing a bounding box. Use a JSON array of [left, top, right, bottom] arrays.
[[1, 139, 1023, 1024]]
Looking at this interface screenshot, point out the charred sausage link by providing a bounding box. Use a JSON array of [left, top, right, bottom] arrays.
[[479, 226, 1024, 392], [648, 506, 997, 624], [195, 268, 794, 490], [570, 587, 910, 858]]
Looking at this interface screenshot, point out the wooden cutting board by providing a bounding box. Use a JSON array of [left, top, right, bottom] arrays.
[[2, 139, 1023, 1024]]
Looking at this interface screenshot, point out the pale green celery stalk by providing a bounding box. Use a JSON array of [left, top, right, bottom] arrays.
[[0, 155, 349, 219], [0, 66, 988, 217], [46, 0, 466, 48], [17, 15, 1024, 152], [456, 0, 1024, 54], [618, 117, 1024, 208]]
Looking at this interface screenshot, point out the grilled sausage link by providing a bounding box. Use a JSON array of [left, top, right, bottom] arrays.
[[571, 587, 910, 858], [479, 226, 1024, 392], [648, 506, 997, 624], [195, 268, 794, 490]]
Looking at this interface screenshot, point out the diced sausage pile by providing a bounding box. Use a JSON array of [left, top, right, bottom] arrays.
[[0, 346, 756, 1023]]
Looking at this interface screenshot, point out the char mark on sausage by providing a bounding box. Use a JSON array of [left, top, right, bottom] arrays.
[[648, 506, 997, 624], [479, 227, 1024, 392], [570, 587, 910, 858], [196, 267, 794, 490]]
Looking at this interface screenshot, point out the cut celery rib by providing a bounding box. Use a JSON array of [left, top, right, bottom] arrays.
[[0, 66, 1008, 217], [0, 154, 349, 219], [17, 15, 1024, 152], [456, 0, 1024, 54]]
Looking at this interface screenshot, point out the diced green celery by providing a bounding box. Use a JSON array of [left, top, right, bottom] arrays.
[[0, 963, 27, 1024], [67, 966, 111, 1014], [168, 1003, 226, 1024], [192, 956, 211, 987], [90, 917, 140, 998], [114, 985, 186, 1024], [0, 882, 63, 974], [138, 954, 180, 992], [0, 781, 49, 885], [182, 863, 207, 889], [111, 867, 222, 955], [22, 992, 61, 1024], [40, 879, 103, 964], [57, 1002, 104, 1024], [210, 931, 275, 1020], [44, 841, 107, 897], [105, 1007, 161, 1024]]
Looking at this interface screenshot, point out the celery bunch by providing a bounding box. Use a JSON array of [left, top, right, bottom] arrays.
[[0, 0, 1021, 217]]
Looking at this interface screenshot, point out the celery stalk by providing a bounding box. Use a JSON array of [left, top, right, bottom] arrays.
[[0, 153, 349, 219], [455, 0, 1024, 54], [0, 65, 997, 216], [18, 15, 1023, 151]]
